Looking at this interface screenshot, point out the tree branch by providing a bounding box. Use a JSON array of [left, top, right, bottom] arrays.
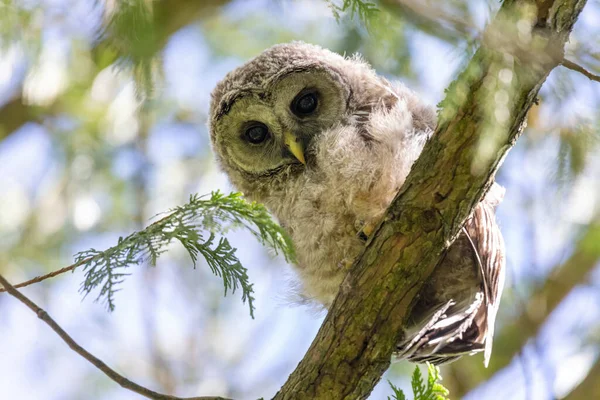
[[0, 207, 179, 293], [382, 0, 599, 85], [561, 58, 600, 82], [0, 272, 232, 400], [1, 1, 589, 399], [565, 356, 600, 399], [273, 1, 587, 398], [0, 260, 84, 293], [379, 0, 478, 43]]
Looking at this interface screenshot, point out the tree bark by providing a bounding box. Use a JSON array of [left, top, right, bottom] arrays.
[[273, 1, 587, 399]]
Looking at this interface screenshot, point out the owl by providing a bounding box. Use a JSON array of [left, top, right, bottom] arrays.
[[209, 42, 505, 366]]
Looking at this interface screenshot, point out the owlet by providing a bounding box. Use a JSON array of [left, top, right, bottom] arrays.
[[209, 42, 505, 366]]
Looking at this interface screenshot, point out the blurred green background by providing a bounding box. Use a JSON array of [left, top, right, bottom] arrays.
[[0, 0, 599, 399]]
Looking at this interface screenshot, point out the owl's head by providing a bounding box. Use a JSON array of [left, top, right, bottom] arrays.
[[209, 42, 397, 199]]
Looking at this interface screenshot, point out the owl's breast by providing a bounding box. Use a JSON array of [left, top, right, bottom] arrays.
[[260, 105, 430, 307], [264, 171, 394, 307], [282, 204, 367, 307]]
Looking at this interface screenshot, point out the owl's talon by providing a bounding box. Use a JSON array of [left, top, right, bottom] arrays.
[[338, 258, 354, 270], [358, 221, 376, 241]]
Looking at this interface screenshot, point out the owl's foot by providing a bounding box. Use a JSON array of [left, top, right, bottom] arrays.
[[357, 221, 377, 242], [338, 257, 354, 270]]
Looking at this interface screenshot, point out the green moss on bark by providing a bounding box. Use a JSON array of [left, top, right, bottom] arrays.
[[274, 1, 587, 399]]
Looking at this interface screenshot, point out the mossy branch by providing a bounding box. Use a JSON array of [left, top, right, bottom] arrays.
[[274, 1, 587, 399]]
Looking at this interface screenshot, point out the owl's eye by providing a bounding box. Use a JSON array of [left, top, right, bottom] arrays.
[[243, 122, 270, 144], [291, 90, 318, 116]]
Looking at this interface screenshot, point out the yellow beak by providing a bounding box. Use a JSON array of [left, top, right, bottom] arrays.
[[283, 131, 306, 165]]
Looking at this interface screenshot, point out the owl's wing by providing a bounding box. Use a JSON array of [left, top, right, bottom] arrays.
[[467, 182, 506, 366], [395, 183, 506, 366]]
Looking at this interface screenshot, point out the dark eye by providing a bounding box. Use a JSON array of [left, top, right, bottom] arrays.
[[244, 122, 269, 144], [291, 90, 318, 116]]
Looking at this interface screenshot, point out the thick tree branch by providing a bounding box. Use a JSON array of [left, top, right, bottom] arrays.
[[273, 1, 587, 399], [565, 356, 600, 399], [0, 273, 232, 400], [1, 2, 589, 399], [382, 0, 598, 85], [380, 0, 477, 43], [0, 96, 47, 141]]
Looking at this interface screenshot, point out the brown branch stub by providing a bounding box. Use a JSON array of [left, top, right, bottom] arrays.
[[0, 273, 232, 400], [561, 58, 600, 82], [274, 1, 587, 399]]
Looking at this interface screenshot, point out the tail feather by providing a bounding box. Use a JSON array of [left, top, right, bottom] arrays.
[[395, 294, 485, 365], [394, 183, 506, 366]]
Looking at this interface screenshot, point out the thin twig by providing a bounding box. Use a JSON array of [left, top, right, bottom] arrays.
[[0, 212, 178, 293], [0, 273, 232, 400], [0, 260, 86, 293], [561, 58, 600, 83]]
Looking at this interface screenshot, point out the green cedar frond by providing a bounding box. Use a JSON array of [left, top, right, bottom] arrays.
[[387, 363, 450, 400], [412, 365, 425, 398], [76, 191, 295, 317], [387, 380, 407, 400], [100, 0, 158, 97], [424, 363, 451, 400], [327, 0, 379, 26]]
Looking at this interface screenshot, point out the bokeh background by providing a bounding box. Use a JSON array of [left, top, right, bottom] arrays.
[[1, 0, 599, 399]]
